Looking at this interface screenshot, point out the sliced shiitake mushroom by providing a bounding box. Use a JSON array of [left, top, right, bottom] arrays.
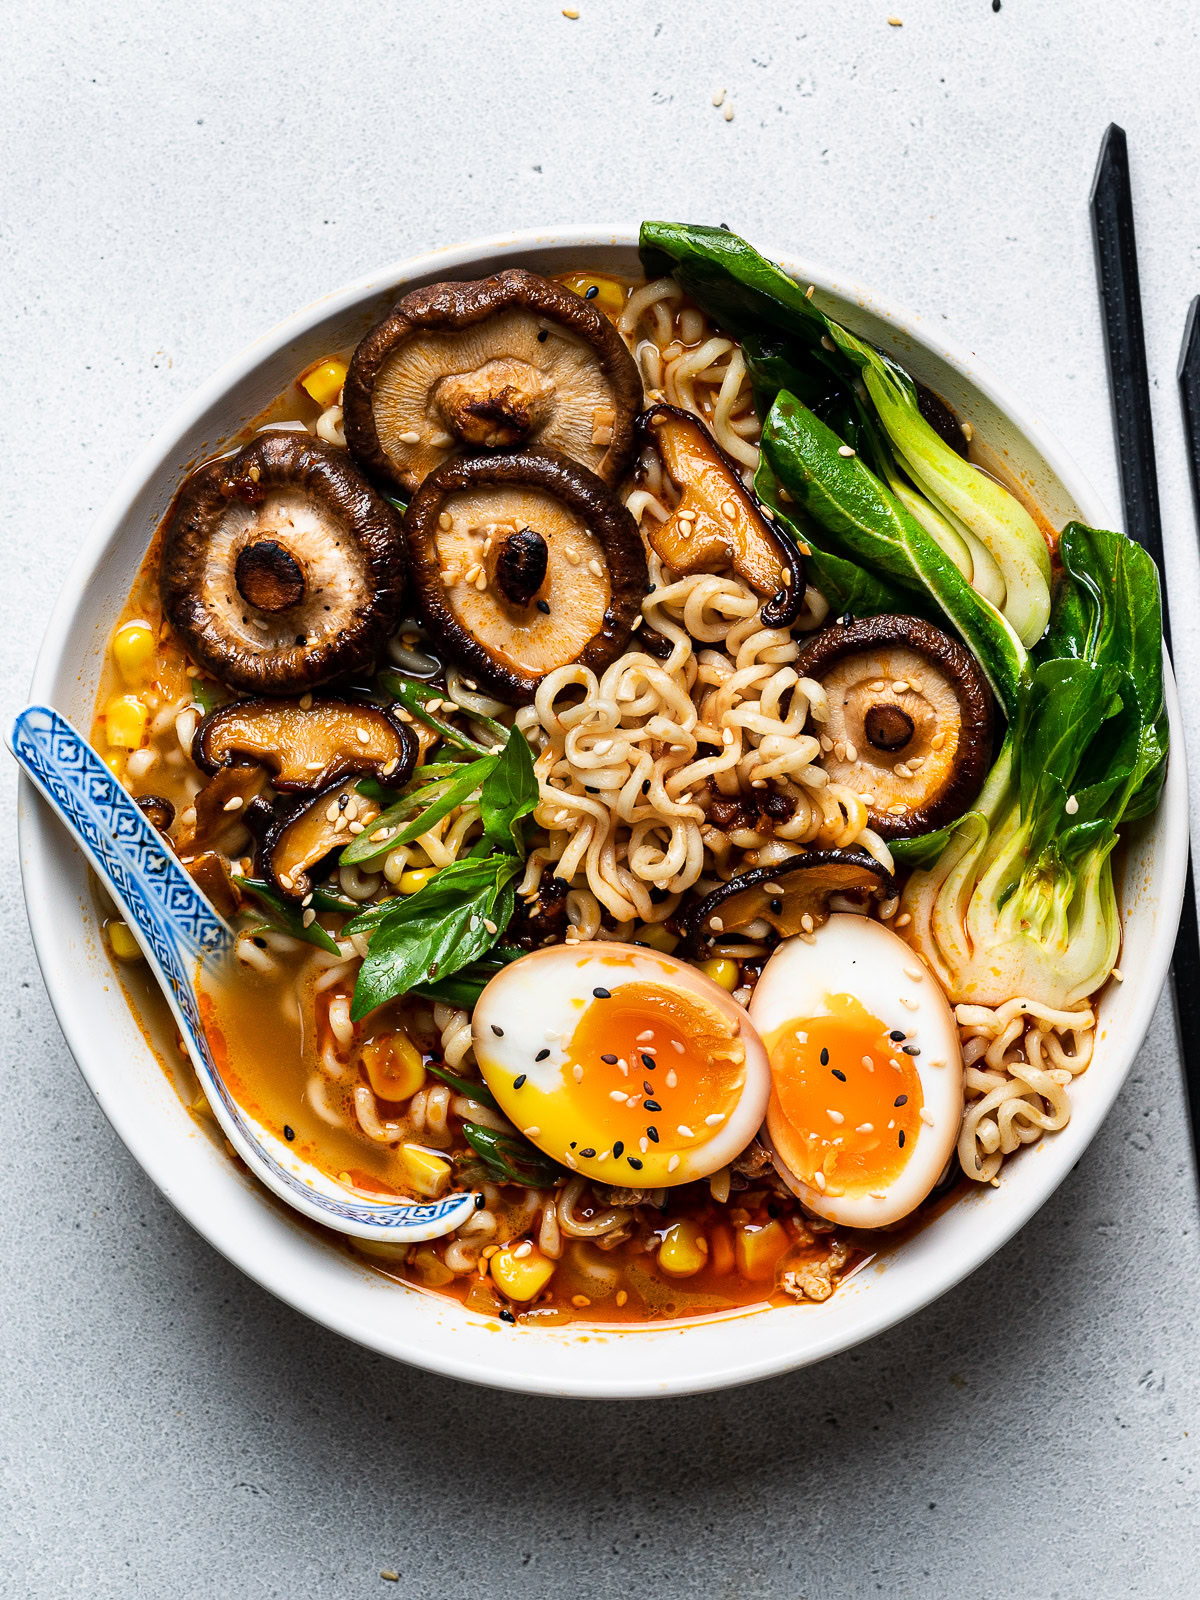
[[797, 614, 992, 839], [135, 794, 176, 834], [344, 267, 643, 494], [194, 698, 416, 793], [263, 779, 383, 899], [686, 848, 894, 950], [177, 765, 271, 857], [161, 432, 407, 695], [638, 405, 804, 627], [403, 448, 649, 704], [185, 851, 242, 919]]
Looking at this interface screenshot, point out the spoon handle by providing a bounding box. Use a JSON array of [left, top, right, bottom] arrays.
[[10, 703, 479, 1242]]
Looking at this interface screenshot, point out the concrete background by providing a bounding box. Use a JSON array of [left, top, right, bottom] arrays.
[[4, 2, 1199, 1595]]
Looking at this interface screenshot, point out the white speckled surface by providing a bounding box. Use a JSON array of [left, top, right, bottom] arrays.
[[4, 2, 1199, 1594]]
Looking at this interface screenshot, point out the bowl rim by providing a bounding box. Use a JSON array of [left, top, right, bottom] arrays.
[[18, 224, 1188, 1398]]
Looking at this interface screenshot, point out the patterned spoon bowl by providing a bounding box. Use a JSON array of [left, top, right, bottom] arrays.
[[8, 703, 479, 1244]]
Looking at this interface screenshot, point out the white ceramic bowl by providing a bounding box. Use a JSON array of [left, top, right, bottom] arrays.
[[19, 226, 1188, 1399]]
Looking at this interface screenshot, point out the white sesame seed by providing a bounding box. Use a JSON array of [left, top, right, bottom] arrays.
[[712, 87, 726, 106], [919, 1108, 936, 1127], [348, 820, 364, 834], [523, 1127, 541, 1138], [677, 1124, 694, 1138], [222, 796, 244, 812], [1065, 794, 1079, 815], [837, 444, 856, 458], [397, 430, 421, 445], [710, 915, 724, 933], [666, 1069, 678, 1088], [856, 1122, 874, 1134], [723, 103, 735, 122], [483, 918, 497, 935], [668, 1154, 680, 1173], [639, 1137, 649, 1153], [609, 1089, 627, 1102], [513, 1239, 533, 1256], [573, 1064, 584, 1083], [813, 1170, 827, 1190], [899, 995, 920, 1010], [705, 1112, 725, 1126], [1111, 967, 1124, 982], [827, 1109, 845, 1125], [903, 966, 924, 982]]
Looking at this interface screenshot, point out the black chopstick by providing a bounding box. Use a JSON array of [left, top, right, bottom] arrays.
[[1090, 122, 1200, 1180]]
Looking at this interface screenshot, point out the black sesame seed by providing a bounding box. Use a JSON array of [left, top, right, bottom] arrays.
[[902, 1045, 920, 1056], [601, 1053, 618, 1064], [613, 1140, 625, 1157], [475, 1192, 487, 1209], [513, 1073, 527, 1089], [628, 1156, 644, 1170], [898, 1129, 906, 1148], [641, 779, 651, 794], [641, 1054, 656, 1070], [889, 1029, 906, 1041], [579, 1147, 596, 1158], [536, 600, 551, 615], [499, 1307, 516, 1323], [819, 1047, 830, 1065], [894, 1094, 908, 1107], [491, 1024, 505, 1037], [585, 284, 599, 299], [644, 1099, 662, 1112], [831, 1069, 847, 1083], [570, 1141, 577, 1149], [593, 986, 611, 998], [537, 328, 549, 342], [283, 1125, 295, 1142], [535, 1049, 550, 1062], [643, 1081, 654, 1095], [647, 1127, 659, 1143], [770, 898, 783, 914]]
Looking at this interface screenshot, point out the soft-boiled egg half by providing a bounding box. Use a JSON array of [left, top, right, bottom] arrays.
[[749, 915, 963, 1228], [472, 943, 771, 1188]]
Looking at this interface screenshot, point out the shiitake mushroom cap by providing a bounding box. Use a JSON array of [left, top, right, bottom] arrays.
[[685, 847, 895, 952], [194, 697, 416, 793], [797, 614, 992, 840], [161, 432, 407, 696], [402, 447, 649, 704], [344, 267, 643, 494]]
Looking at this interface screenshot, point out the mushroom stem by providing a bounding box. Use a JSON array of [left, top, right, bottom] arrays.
[[235, 539, 307, 614], [494, 525, 549, 608]]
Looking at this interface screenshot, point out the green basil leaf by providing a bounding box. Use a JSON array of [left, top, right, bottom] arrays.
[[349, 854, 523, 1020], [411, 946, 524, 1007], [480, 728, 539, 853]]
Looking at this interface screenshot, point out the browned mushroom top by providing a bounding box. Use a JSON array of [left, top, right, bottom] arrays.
[[264, 779, 383, 899], [343, 268, 643, 494], [161, 432, 407, 696], [638, 405, 804, 627], [686, 849, 894, 951], [796, 615, 993, 840], [403, 448, 649, 704], [194, 697, 416, 793]]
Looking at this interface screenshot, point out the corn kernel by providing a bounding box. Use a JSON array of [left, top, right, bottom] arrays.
[[399, 865, 439, 895], [106, 920, 143, 962], [299, 356, 348, 409], [104, 694, 149, 750], [636, 922, 679, 954], [395, 1144, 452, 1199], [658, 1220, 708, 1278], [490, 1245, 556, 1302], [360, 1030, 426, 1101], [735, 1219, 789, 1281], [562, 273, 625, 315], [111, 621, 156, 684], [699, 957, 739, 992]]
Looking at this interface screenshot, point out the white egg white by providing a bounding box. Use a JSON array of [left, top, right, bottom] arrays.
[[749, 914, 963, 1228], [471, 942, 771, 1188]]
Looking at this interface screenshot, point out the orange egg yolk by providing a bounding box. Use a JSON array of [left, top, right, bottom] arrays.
[[766, 994, 922, 1199], [558, 981, 746, 1159]]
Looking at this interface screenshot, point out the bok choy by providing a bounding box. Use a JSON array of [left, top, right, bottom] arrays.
[[900, 522, 1166, 1009], [640, 220, 1052, 647]]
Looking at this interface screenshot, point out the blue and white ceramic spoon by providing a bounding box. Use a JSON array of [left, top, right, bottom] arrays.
[[9, 704, 478, 1243]]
